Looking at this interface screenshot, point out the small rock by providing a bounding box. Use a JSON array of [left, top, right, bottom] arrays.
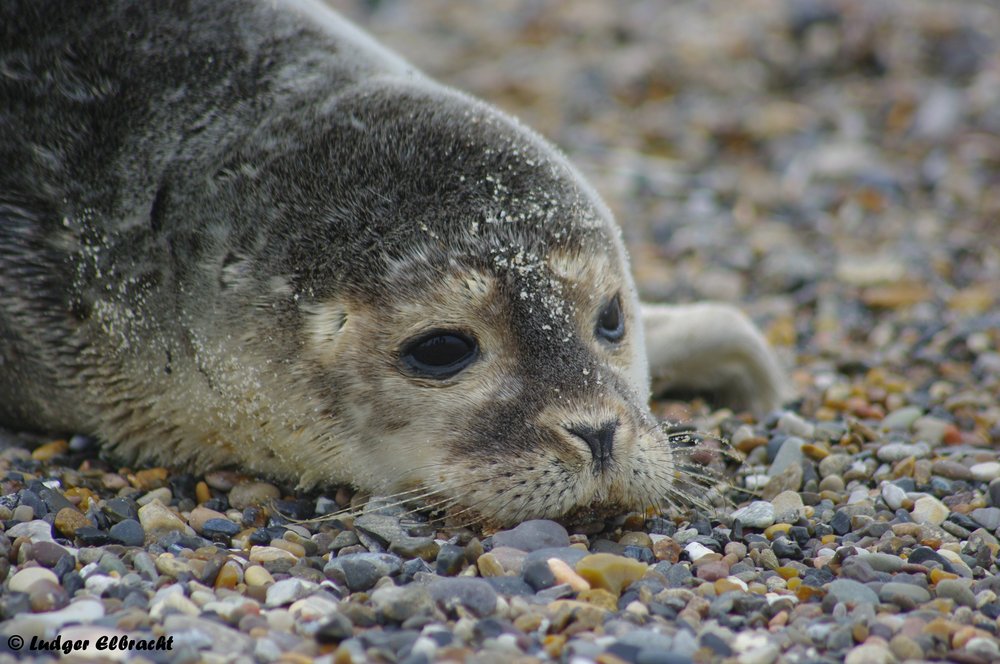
[[877, 442, 930, 462], [575, 553, 647, 596], [969, 507, 1000, 531], [827, 579, 880, 606], [910, 496, 949, 525], [770, 490, 805, 521], [54, 508, 92, 538], [879, 581, 930, 608], [188, 505, 227, 533], [732, 501, 776, 529], [492, 520, 570, 551], [370, 584, 436, 622], [970, 462, 1000, 483], [935, 579, 975, 607], [202, 518, 241, 541], [776, 411, 815, 438], [248, 546, 298, 565], [315, 612, 354, 644], [388, 536, 440, 561], [12, 505, 34, 523], [31, 541, 71, 568], [863, 553, 904, 573], [547, 558, 590, 592], [768, 437, 805, 476], [523, 558, 556, 590], [880, 406, 923, 430], [845, 642, 894, 664], [881, 483, 907, 511], [488, 546, 527, 575], [931, 460, 972, 481], [244, 565, 275, 587], [429, 578, 498, 617], [28, 580, 69, 612], [324, 552, 402, 592], [9, 566, 60, 593], [108, 519, 145, 547], [6, 520, 54, 543], [436, 543, 467, 576], [228, 482, 281, 510], [265, 578, 317, 607], [102, 497, 140, 524], [137, 501, 194, 535]]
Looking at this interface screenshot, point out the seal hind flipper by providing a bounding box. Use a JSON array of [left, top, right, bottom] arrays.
[[641, 302, 791, 414]]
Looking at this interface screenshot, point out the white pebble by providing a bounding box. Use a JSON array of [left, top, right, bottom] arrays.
[[8, 567, 59, 593]]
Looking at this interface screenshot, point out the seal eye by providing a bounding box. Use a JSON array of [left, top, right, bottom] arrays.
[[596, 295, 624, 343], [400, 330, 479, 379]]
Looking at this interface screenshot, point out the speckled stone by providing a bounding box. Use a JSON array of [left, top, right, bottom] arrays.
[[910, 496, 949, 525], [731, 501, 776, 529]]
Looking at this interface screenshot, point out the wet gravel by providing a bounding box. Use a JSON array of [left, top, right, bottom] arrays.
[[2, 0, 999, 662]]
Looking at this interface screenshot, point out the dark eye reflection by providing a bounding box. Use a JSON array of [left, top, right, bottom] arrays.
[[596, 294, 624, 343], [399, 330, 479, 379]]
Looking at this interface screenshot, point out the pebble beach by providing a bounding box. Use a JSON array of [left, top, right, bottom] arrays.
[[2, 0, 999, 662]]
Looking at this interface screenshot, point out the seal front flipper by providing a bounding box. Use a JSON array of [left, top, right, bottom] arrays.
[[641, 302, 791, 414]]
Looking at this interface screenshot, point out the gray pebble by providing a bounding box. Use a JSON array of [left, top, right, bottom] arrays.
[[880, 483, 907, 511], [163, 614, 254, 654], [370, 584, 436, 622], [429, 578, 498, 617], [818, 454, 853, 478], [934, 579, 976, 607], [862, 553, 904, 573], [731, 501, 776, 529], [876, 442, 930, 462], [491, 520, 570, 551], [768, 437, 805, 477], [329, 530, 360, 552], [324, 552, 402, 591], [436, 543, 466, 576], [31, 541, 71, 568], [827, 579, 880, 606], [315, 612, 354, 643], [523, 546, 588, 568], [969, 507, 1000, 531], [265, 578, 318, 607], [878, 582, 930, 608], [880, 406, 923, 430], [108, 519, 145, 547], [776, 411, 815, 438], [389, 536, 440, 561], [354, 513, 408, 547], [6, 519, 55, 543]]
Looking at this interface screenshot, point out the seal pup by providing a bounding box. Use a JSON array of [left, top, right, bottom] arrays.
[[0, 0, 788, 525]]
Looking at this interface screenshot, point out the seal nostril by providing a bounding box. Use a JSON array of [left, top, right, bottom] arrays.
[[567, 421, 617, 467]]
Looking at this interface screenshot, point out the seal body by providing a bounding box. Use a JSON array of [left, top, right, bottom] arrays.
[[0, 0, 786, 524]]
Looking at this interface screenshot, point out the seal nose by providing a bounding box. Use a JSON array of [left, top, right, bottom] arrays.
[[567, 421, 617, 468]]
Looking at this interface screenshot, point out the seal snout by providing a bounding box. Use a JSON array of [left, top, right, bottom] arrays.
[[565, 420, 618, 471]]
